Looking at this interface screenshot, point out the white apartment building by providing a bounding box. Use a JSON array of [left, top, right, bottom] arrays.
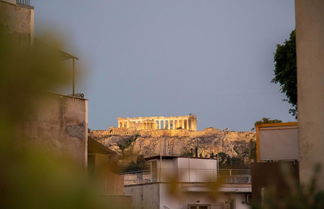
[[124, 156, 251, 209]]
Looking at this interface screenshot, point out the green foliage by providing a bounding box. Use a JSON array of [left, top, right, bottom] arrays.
[[118, 134, 139, 151], [254, 117, 282, 127], [249, 139, 256, 162], [216, 152, 247, 169], [122, 155, 148, 173], [0, 24, 114, 209], [252, 164, 324, 209], [181, 148, 195, 157], [217, 152, 230, 168], [273, 30, 297, 117]]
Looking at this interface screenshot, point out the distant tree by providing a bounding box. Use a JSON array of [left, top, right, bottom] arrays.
[[273, 30, 297, 117], [122, 155, 148, 173], [216, 152, 230, 168], [117, 134, 140, 152], [194, 146, 198, 157], [216, 152, 248, 169], [210, 152, 215, 159], [249, 139, 256, 162], [254, 117, 282, 127], [181, 148, 194, 157]]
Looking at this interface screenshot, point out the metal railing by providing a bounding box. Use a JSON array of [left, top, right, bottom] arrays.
[[123, 170, 152, 185], [219, 169, 251, 184], [219, 169, 251, 176], [123, 169, 251, 185], [16, 0, 31, 6]]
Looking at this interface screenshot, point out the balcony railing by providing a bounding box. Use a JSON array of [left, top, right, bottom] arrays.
[[123, 169, 251, 185], [16, 0, 31, 6], [123, 170, 152, 185]]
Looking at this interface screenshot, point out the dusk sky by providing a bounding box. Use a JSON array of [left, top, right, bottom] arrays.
[[33, 0, 296, 131]]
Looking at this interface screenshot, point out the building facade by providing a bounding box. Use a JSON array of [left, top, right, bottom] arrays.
[[124, 156, 251, 209], [118, 115, 198, 131], [296, 0, 324, 189], [27, 94, 89, 167], [0, 0, 34, 43]]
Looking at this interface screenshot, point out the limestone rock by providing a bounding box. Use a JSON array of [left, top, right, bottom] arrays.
[[90, 127, 255, 159]]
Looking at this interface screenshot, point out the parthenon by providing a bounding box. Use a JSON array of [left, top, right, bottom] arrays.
[[117, 115, 197, 131]]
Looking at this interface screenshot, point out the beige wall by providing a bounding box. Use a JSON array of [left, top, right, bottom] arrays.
[[0, 1, 34, 42], [125, 184, 160, 209], [27, 94, 88, 168], [295, 0, 324, 188], [89, 153, 124, 195], [100, 195, 132, 209]]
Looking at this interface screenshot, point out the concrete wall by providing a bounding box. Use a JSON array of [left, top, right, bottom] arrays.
[[27, 94, 88, 167], [256, 123, 298, 162], [89, 153, 124, 195], [177, 158, 218, 182], [295, 0, 324, 188], [125, 184, 160, 209], [101, 195, 133, 209], [125, 183, 250, 209], [251, 162, 299, 203], [159, 183, 249, 209], [0, 0, 34, 41], [149, 157, 218, 183]]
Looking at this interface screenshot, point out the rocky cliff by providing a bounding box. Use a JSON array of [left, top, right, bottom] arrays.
[[90, 127, 255, 160]]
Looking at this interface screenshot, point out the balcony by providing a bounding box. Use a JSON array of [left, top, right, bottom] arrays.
[[123, 169, 251, 186]]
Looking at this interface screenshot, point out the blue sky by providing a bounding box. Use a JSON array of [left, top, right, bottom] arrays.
[[33, 0, 296, 131]]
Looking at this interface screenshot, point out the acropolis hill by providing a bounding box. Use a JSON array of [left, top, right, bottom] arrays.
[[90, 124, 256, 160]]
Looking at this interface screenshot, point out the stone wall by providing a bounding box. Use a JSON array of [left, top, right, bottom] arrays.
[[27, 94, 88, 167], [0, 0, 34, 42]]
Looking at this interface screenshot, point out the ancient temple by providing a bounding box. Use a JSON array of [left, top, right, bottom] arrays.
[[117, 115, 197, 131]]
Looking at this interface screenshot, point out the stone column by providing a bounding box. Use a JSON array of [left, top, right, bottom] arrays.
[[193, 119, 197, 131], [188, 118, 191, 130], [296, 0, 324, 188]]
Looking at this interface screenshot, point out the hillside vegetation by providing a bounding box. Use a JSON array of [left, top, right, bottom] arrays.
[[90, 127, 256, 167]]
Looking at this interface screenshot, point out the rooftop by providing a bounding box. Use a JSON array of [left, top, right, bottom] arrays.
[[144, 155, 217, 161]]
